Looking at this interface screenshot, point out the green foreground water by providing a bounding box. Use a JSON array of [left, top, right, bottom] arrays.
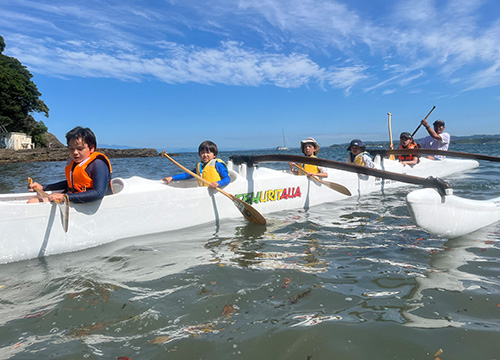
[[1, 144, 499, 359]]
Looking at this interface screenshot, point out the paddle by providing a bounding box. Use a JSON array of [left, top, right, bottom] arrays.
[[290, 162, 351, 196], [411, 106, 436, 137], [229, 154, 451, 194], [161, 151, 266, 226], [28, 177, 69, 232], [388, 112, 395, 160], [368, 148, 500, 163]]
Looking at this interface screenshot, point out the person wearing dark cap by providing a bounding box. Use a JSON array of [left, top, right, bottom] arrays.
[[289, 137, 328, 178], [347, 139, 375, 168], [395, 132, 419, 166], [418, 119, 450, 160]]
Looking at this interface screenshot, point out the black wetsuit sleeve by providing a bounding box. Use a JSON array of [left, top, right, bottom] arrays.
[[69, 159, 110, 203], [46, 159, 109, 203], [44, 180, 69, 192]]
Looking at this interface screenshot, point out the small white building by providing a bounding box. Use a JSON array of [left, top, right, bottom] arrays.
[[0, 126, 34, 150]]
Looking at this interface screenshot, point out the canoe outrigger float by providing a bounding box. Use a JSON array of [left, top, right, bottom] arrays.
[[371, 148, 500, 238], [0, 154, 479, 264], [406, 188, 500, 238]]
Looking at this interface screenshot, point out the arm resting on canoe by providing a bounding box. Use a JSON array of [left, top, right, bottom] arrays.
[[43, 159, 111, 203]]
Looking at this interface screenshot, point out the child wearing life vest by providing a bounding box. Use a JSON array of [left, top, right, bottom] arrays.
[[163, 140, 230, 189], [28, 126, 113, 203], [396, 132, 419, 166], [347, 139, 375, 168], [289, 137, 328, 178]]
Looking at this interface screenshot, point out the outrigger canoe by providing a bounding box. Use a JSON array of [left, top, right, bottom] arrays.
[[406, 188, 500, 238], [0, 155, 478, 264]]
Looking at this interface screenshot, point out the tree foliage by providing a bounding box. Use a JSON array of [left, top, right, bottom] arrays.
[[0, 35, 50, 147]]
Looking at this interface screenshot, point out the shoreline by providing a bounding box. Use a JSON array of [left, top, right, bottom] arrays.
[[0, 148, 163, 164]]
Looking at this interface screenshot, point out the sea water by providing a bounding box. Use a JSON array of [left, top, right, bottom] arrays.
[[0, 144, 499, 359]]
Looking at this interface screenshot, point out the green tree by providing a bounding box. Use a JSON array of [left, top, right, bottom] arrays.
[[0, 34, 50, 146]]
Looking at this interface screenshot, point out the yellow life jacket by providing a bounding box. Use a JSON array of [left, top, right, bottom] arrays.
[[196, 159, 225, 187], [347, 152, 368, 166], [301, 155, 320, 174]]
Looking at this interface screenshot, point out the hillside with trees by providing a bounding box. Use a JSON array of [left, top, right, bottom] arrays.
[[0, 35, 50, 147]]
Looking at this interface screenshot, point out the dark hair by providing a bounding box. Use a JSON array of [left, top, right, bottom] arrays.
[[198, 140, 218, 157], [65, 126, 97, 150]]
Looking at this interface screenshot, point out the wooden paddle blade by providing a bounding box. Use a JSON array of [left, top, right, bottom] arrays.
[[162, 150, 267, 225], [59, 194, 70, 232], [321, 181, 352, 196], [291, 163, 351, 196], [230, 194, 267, 225]]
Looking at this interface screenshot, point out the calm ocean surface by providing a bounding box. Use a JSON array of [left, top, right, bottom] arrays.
[[1, 144, 499, 359]]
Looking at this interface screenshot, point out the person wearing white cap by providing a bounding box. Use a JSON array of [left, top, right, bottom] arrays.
[[418, 119, 450, 160], [289, 137, 328, 178], [347, 139, 375, 168]]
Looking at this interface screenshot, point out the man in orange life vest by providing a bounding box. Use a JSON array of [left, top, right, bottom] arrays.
[[28, 127, 113, 203]]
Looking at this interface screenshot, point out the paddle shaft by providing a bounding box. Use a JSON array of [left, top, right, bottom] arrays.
[[28, 177, 62, 203], [28, 177, 69, 232], [388, 112, 395, 160], [162, 152, 266, 225], [290, 163, 351, 196], [412, 106, 436, 137]]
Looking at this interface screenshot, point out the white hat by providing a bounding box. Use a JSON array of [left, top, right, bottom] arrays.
[[300, 137, 319, 146], [300, 137, 320, 155]]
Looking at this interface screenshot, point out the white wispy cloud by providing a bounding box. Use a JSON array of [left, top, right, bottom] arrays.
[[1, 0, 500, 93]]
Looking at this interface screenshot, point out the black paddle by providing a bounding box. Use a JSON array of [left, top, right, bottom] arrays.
[[411, 106, 436, 137]]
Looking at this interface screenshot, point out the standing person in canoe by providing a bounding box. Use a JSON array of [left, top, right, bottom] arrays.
[[389, 132, 420, 166], [289, 137, 328, 178], [418, 119, 450, 160], [28, 126, 113, 203], [163, 140, 230, 189], [347, 139, 375, 168]]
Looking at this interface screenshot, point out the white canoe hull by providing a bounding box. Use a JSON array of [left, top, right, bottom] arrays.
[[406, 188, 500, 238], [1, 156, 479, 264]]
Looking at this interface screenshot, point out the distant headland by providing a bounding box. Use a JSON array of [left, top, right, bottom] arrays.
[[0, 148, 163, 164]]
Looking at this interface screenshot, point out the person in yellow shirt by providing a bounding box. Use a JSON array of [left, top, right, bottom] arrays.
[[289, 137, 328, 178]]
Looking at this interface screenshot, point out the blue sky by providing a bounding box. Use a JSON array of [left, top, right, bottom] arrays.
[[1, 0, 500, 151]]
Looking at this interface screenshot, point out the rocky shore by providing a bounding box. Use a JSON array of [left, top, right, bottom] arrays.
[[0, 148, 162, 164]]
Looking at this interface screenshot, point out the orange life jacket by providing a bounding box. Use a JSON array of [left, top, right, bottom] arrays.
[[398, 143, 418, 162], [65, 152, 112, 193]]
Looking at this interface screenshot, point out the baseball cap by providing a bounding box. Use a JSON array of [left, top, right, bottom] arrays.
[[347, 139, 365, 151], [400, 132, 412, 139]]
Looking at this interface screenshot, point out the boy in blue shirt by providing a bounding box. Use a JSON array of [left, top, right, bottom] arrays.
[[163, 140, 230, 189]]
